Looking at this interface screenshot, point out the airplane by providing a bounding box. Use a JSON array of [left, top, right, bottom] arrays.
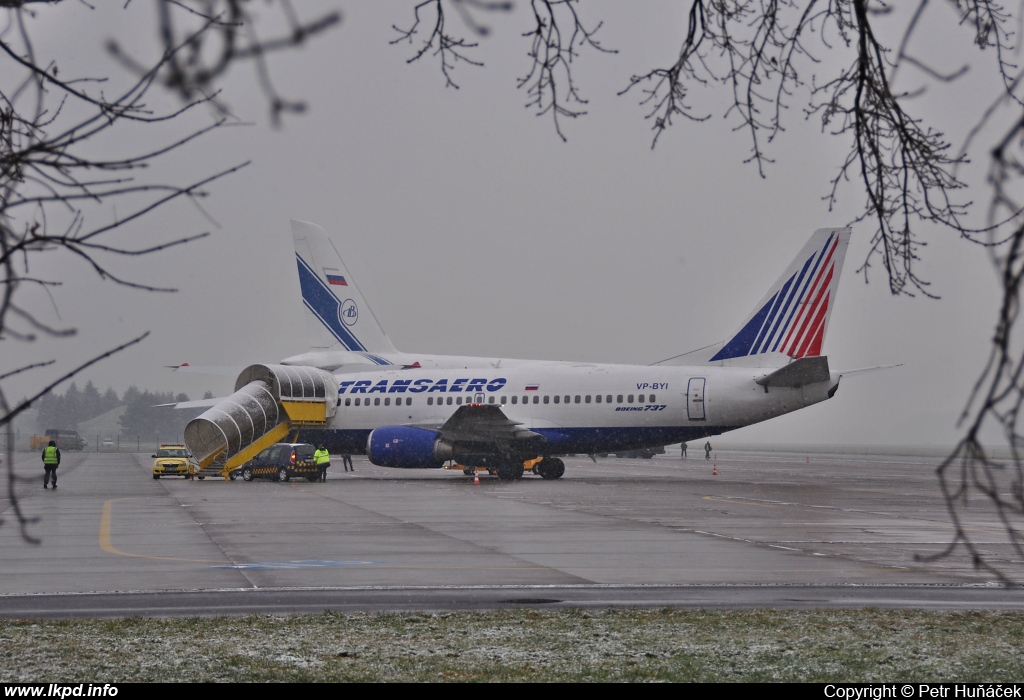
[[182, 224, 857, 481]]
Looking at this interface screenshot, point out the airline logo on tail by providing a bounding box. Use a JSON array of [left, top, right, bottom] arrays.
[[711, 231, 843, 362], [295, 253, 391, 365]]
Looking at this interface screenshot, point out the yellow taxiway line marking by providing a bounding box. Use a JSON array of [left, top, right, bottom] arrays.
[[99, 499, 226, 564]]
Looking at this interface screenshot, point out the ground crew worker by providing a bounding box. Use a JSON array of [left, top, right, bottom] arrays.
[[42, 439, 60, 489], [342, 454, 354, 472], [680, 443, 687, 459], [314, 444, 330, 482], [704, 441, 712, 460]]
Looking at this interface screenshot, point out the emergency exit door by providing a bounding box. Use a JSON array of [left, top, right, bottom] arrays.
[[687, 377, 706, 421]]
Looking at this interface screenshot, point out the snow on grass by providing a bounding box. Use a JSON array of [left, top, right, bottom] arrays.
[[0, 609, 1022, 682]]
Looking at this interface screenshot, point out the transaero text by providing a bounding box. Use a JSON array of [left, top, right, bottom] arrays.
[[824, 686, 1022, 699], [340, 378, 507, 394]]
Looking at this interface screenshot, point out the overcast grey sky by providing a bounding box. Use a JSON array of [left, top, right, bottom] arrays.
[[3, 2, 1009, 447]]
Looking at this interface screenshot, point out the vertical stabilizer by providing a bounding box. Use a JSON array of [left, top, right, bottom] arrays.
[[709, 227, 851, 365], [291, 220, 398, 358]]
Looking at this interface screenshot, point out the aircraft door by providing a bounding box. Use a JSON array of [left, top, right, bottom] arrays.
[[687, 377, 706, 421]]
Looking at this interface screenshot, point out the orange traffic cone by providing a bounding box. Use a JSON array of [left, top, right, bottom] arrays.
[[712, 464, 717, 476], [473, 471, 480, 485]]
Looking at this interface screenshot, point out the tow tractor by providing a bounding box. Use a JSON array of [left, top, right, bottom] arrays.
[[444, 456, 565, 480]]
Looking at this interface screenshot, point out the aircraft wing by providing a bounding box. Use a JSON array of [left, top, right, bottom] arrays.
[[438, 405, 545, 445], [154, 398, 222, 409]]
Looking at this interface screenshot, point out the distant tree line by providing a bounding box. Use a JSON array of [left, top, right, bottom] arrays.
[[35, 383, 213, 441]]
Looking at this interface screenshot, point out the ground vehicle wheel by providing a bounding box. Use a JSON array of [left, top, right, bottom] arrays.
[[153, 474, 159, 480], [463, 468, 475, 476], [198, 476, 205, 480], [307, 475, 319, 482], [229, 473, 237, 481], [241, 467, 253, 482], [538, 458, 565, 480], [278, 467, 289, 482]]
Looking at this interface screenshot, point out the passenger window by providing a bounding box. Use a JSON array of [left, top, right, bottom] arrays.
[[627, 395, 634, 403], [617, 395, 623, 403], [574, 395, 581, 403], [553, 395, 560, 404], [533, 396, 539, 404], [374, 398, 381, 406], [595, 395, 601, 403], [456, 397, 463, 405], [501, 396, 506, 405], [607, 395, 613, 403], [384, 397, 391, 406], [512, 396, 518, 404], [650, 394, 656, 403], [564, 395, 570, 404], [638, 394, 644, 403], [543, 395, 550, 404], [488, 396, 495, 404], [354, 398, 361, 406], [345, 398, 351, 407], [447, 397, 453, 405], [585, 395, 591, 403], [427, 397, 433, 406]]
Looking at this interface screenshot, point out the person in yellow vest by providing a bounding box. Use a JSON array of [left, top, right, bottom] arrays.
[[42, 439, 60, 489], [313, 444, 330, 482]]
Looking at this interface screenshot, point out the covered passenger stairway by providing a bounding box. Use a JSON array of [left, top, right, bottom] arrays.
[[184, 364, 338, 478]]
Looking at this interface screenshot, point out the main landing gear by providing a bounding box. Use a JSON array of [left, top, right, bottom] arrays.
[[534, 457, 565, 480]]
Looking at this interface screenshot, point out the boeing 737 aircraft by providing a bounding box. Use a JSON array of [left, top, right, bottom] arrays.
[[182, 223, 855, 481]]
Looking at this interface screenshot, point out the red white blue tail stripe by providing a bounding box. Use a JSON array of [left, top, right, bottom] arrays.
[[711, 229, 849, 362]]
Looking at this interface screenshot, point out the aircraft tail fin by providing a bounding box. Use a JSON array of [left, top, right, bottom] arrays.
[[656, 227, 851, 367], [291, 220, 398, 357], [710, 227, 851, 366]]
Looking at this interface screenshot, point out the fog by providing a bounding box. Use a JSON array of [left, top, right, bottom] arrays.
[[3, 2, 1007, 448]]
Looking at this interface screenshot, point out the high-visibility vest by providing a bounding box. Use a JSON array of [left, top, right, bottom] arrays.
[[313, 448, 330, 466], [43, 446, 59, 465]]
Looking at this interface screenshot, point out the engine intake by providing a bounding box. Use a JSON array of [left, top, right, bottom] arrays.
[[367, 426, 454, 468]]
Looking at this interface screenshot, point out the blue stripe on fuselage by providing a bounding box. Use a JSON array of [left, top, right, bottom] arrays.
[[293, 425, 735, 466]]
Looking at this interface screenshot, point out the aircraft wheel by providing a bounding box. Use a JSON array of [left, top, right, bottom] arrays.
[[496, 461, 525, 481], [538, 458, 565, 480], [278, 468, 289, 483], [241, 467, 253, 482]]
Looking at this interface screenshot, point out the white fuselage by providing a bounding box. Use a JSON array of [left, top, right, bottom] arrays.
[[309, 361, 840, 457]]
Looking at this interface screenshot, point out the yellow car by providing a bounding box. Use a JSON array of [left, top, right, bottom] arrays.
[[152, 444, 197, 479]]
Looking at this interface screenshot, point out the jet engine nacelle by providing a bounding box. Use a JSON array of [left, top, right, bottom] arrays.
[[366, 426, 454, 468]]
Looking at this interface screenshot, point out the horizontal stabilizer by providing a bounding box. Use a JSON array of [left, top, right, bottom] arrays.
[[836, 363, 902, 378], [755, 356, 831, 388]]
